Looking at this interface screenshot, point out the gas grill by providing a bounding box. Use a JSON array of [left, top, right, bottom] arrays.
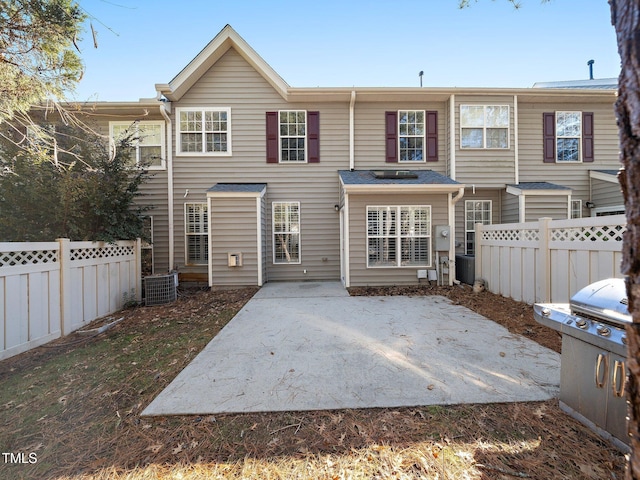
[[533, 278, 630, 451]]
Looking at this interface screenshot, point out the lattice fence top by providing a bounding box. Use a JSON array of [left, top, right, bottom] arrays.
[[481, 229, 540, 242], [0, 249, 58, 267], [550, 224, 626, 243], [70, 244, 136, 261]]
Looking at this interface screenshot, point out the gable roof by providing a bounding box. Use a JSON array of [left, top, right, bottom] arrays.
[[155, 25, 289, 102]]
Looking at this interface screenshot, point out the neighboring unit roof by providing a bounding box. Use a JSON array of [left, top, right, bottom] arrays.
[[506, 182, 572, 195], [532, 78, 618, 90], [207, 183, 267, 196], [590, 169, 621, 184], [593, 169, 620, 176], [339, 169, 460, 186]]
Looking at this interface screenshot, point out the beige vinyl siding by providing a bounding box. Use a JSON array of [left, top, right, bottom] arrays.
[[454, 95, 516, 187], [171, 47, 345, 281], [592, 178, 624, 211], [210, 197, 259, 286], [502, 193, 520, 224], [517, 101, 619, 198], [353, 102, 447, 174], [454, 189, 502, 254], [347, 193, 449, 286], [524, 195, 569, 222]]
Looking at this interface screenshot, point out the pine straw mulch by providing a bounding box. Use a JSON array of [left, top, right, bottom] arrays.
[[0, 284, 627, 480]]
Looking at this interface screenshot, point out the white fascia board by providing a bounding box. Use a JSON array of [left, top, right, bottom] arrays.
[[341, 184, 464, 195], [589, 170, 620, 183], [506, 185, 571, 196], [206, 188, 267, 199]]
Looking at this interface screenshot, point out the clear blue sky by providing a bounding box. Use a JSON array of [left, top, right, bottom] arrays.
[[71, 0, 620, 101]]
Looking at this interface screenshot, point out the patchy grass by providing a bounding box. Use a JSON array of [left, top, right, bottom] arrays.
[[0, 285, 626, 479]]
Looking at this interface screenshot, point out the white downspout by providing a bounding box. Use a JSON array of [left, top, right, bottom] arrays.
[[449, 186, 465, 285], [349, 90, 356, 171], [344, 193, 350, 287], [449, 94, 456, 180], [514, 95, 519, 184], [160, 103, 175, 271]]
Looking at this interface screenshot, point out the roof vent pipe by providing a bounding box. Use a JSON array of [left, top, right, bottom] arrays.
[[588, 59, 595, 80], [419, 71, 424, 87]]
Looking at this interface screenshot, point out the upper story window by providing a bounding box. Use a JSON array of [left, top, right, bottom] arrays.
[[460, 105, 509, 149], [110, 121, 165, 169], [556, 112, 581, 162], [266, 111, 320, 164], [280, 111, 306, 162], [543, 111, 594, 163], [177, 108, 231, 156], [398, 110, 425, 162]]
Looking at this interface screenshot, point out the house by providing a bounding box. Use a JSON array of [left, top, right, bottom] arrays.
[[52, 25, 623, 287]]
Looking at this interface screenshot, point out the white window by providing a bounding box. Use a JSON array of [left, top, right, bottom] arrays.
[[273, 202, 300, 263], [465, 200, 492, 255], [367, 206, 431, 267], [279, 111, 306, 162], [398, 110, 425, 162], [556, 111, 581, 162], [184, 203, 208, 265], [460, 105, 509, 149], [110, 121, 166, 169], [177, 108, 231, 155], [571, 199, 582, 219]]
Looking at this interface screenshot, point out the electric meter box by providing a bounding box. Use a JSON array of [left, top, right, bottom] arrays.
[[434, 226, 451, 251]]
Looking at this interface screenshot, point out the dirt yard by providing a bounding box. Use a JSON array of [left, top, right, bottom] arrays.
[[0, 283, 626, 479]]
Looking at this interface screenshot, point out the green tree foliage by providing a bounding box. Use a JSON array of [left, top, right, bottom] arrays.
[[0, 0, 86, 122], [0, 123, 151, 242]]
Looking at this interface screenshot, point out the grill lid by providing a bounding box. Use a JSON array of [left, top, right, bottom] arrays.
[[570, 278, 630, 326]]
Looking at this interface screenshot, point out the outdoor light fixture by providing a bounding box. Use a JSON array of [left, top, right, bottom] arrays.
[[334, 204, 340, 211], [586, 201, 596, 209]]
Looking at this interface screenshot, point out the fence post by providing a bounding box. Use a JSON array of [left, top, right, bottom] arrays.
[[135, 238, 142, 302], [57, 238, 72, 335], [475, 222, 484, 282], [537, 218, 551, 303]]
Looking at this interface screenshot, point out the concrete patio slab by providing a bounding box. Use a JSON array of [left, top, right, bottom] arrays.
[[142, 282, 559, 416]]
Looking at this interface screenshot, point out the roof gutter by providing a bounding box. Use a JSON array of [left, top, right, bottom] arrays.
[[159, 102, 175, 271]]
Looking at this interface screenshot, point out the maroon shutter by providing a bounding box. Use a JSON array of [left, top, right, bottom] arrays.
[[266, 111, 279, 163], [426, 111, 438, 162], [385, 111, 398, 163], [543, 112, 556, 163], [582, 112, 594, 162], [307, 111, 320, 163]]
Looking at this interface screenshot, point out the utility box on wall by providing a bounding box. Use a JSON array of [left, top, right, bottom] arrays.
[[227, 252, 243, 267], [434, 226, 451, 251]]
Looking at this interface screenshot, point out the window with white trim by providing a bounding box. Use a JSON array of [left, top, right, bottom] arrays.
[[465, 200, 492, 255], [185, 203, 208, 265], [398, 110, 425, 162], [460, 105, 509, 149], [110, 121, 165, 169], [556, 111, 581, 162], [279, 111, 306, 162], [273, 202, 300, 263], [571, 199, 582, 219], [177, 108, 231, 155], [367, 206, 431, 267]]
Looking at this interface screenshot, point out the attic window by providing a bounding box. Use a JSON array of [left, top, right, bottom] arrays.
[[372, 170, 418, 179]]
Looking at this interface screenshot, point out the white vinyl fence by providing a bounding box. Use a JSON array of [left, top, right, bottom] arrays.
[[0, 239, 141, 360], [475, 215, 625, 304]]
